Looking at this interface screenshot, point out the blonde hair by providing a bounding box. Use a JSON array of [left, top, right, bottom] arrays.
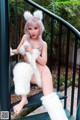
[[24, 10, 45, 39]]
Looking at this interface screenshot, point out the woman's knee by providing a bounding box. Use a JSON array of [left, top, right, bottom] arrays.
[[41, 67, 52, 83], [42, 66, 50, 75]]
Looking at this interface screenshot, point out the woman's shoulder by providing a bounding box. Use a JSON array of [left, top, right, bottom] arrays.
[[22, 34, 27, 39], [42, 40, 47, 47], [22, 34, 29, 42]]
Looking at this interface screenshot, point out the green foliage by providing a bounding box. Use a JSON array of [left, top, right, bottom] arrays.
[[49, 0, 80, 31], [10, 0, 25, 47], [10, 0, 80, 49], [33, 0, 51, 9], [33, 0, 80, 31], [33, 0, 80, 50], [10, 0, 24, 19]]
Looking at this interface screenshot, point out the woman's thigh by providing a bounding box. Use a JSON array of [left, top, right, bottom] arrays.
[[30, 64, 45, 84], [30, 74, 36, 84]]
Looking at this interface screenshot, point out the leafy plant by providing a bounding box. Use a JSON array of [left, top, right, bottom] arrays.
[[49, 0, 80, 31]]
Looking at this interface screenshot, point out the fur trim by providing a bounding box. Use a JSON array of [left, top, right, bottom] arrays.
[[12, 42, 42, 95], [30, 49, 41, 87], [33, 10, 43, 20], [24, 11, 32, 21], [19, 41, 42, 87], [13, 62, 33, 95], [41, 92, 68, 120], [24, 10, 43, 21]]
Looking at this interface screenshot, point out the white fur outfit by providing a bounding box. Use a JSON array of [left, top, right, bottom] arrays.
[[13, 62, 33, 95], [19, 40, 42, 87], [41, 92, 68, 120], [13, 40, 42, 95]]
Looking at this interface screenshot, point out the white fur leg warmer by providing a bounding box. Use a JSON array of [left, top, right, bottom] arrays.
[[41, 92, 68, 120], [13, 62, 33, 95]]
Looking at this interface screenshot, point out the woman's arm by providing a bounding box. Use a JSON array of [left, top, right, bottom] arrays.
[[11, 34, 26, 55], [17, 34, 26, 49], [36, 42, 47, 66]]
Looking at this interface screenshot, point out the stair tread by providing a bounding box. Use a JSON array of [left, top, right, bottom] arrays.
[[10, 91, 67, 111], [10, 92, 43, 111], [14, 112, 50, 120], [14, 109, 75, 120]]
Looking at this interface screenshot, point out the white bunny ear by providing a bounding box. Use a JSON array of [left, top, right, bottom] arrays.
[[23, 11, 32, 21], [33, 10, 43, 20]]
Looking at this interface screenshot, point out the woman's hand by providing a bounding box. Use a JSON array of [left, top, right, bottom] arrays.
[[11, 49, 19, 55]]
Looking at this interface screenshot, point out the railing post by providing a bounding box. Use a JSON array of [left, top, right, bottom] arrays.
[[0, 0, 10, 119], [76, 100, 80, 120]]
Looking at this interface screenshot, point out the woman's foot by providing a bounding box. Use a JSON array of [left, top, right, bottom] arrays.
[[13, 99, 28, 114]]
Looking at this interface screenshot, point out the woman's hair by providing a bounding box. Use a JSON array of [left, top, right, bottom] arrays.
[[24, 10, 45, 39]]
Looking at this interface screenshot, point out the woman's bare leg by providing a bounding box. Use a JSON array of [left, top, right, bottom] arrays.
[[41, 66, 53, 95], [39, 65, 68, 120], [13, 95, 28, 114], [30, 74, 37, 84], [36, 64, 53, 95], [31, 65, 53, 95]]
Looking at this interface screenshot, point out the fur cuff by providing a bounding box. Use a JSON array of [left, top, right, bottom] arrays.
[[14, 82, 30, 95], [41, 92, 68, 120], [13, 62, 33, 95]]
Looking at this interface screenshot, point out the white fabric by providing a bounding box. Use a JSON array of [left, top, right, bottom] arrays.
[[13, 40, 42, 96], [19, 40, 42, 87], [41, 92, 68, 120], [13, 62, 33, 95]]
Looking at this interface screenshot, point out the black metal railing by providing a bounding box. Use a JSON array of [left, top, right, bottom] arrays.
[[25, 0, 80, 117], [0, 0, 80, 120], [0, 0, 11, 119]]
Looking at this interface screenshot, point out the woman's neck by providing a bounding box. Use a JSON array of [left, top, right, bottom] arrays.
[[28, 37, 43, 49]]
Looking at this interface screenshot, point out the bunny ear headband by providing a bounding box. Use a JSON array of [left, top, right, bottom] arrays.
[[23, 10, 43, 21]]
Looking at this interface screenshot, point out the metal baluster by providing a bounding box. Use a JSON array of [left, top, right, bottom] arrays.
[[64, 29, 70, 108], [70, 36, 78, 115], [50, 18, 54, 73], [77, 65, 80, 105], [0, 0, 10, 119], [76, 100, 80, 120], [57, 23, 62, 91], [14, 0, 19, 62]]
